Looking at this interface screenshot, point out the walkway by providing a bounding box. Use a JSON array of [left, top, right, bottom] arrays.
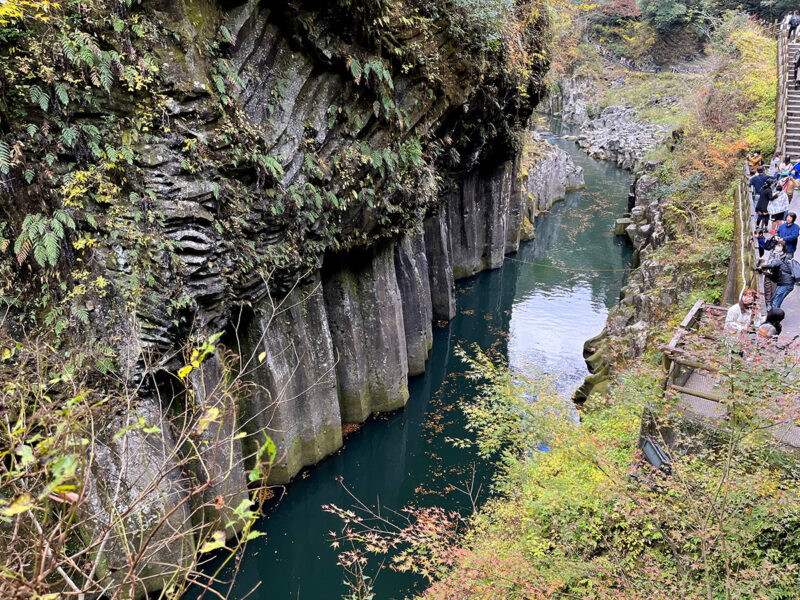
[[663, 301, 800, 453], [785, 40, 800, 159], [653, 20, 800, 457], [781, 192, 800, 341]]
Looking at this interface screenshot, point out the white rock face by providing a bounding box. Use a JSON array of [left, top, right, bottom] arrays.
[[577, 106, 669, 170], [522, 134, 586, 230], [543, 79, 670, 171]]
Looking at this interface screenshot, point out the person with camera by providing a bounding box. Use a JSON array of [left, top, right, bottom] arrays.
[[757, 239, 795, 309]]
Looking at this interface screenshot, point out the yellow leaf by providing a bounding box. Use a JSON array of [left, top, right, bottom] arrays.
[[258, 351, 267, 363], [177, 365, 193, 379], [199, 530, 226, 553], [1, 493, 33, 516]]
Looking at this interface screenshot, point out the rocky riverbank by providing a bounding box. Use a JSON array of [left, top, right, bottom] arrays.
[[576, 163, 693, 401], [542, 78, 670, 170]]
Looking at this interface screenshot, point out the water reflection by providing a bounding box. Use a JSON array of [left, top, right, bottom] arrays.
[[202, 119, 632, 600]]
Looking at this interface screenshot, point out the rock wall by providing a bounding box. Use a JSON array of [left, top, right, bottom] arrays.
[[576, 163, 692, 401], [84, 399, 195, 597], [235, 149, 584, 485], [522, 132, 585, 225], [242, 274, 343, 484], [394, 223, 434, 376], [323, 243, 410, 424]]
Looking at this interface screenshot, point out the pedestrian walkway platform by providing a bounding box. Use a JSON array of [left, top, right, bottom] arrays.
[[663, 300, 800, 454]]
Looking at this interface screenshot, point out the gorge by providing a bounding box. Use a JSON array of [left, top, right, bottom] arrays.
[[209, 120, 633, 599], [4, 1, 791, 599]]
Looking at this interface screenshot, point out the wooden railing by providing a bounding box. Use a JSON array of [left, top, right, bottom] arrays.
[[662, 300, 728, 402], [777, 19, 789, 156]]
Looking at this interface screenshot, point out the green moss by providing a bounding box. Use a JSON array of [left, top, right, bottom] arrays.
[[268, 424, 343, 484]]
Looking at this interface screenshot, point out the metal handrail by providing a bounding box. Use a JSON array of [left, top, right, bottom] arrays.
[[777, 19, 789, 156]]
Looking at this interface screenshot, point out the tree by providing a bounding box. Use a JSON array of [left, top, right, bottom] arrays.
[[638, 0, 691, 32]]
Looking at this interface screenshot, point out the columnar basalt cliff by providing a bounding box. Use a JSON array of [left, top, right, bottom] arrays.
[[0, 0, 597, 594]]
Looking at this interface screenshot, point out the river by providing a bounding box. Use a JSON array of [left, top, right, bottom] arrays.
[[212, 118, 633, 600]]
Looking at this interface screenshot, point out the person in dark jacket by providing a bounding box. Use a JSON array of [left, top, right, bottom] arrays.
[[749, 166, 770, 195], [755, 179, 774, 228], [758, 240, 795, 309], [758, 308, 785, 338], [795, 48, 800, 88], [776, 212, 800, 257], [790, 12, 800, 42]]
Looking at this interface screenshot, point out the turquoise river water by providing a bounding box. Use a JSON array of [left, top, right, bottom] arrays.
[[207, 119, 633, 600]]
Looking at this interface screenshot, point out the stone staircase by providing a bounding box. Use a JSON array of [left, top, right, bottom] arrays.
[[786, 41, 800, 159]]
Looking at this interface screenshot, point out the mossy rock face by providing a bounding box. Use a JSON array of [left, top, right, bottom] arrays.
[[521, 216, 535, 241], [82, 400, 196, 599], [573, 371, 612, 402], [269, 424, 344, 484], [585, 349, 608, 373], [242, 273, 344, 485], [323, 243, 410, 422]]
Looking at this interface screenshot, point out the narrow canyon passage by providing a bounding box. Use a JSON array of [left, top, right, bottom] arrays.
[[209, 120, 633, 600]]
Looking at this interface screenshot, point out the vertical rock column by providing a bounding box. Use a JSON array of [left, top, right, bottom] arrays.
[[423, 212, 456, 321], [446, 160, 516, 279], [447, 172, 487, 279], [243, 274, 343, 484], [394, 223, 434, 376], [484, 160, 513, 269], [505, 158, 524, 254], [85, 399, 195, 597], [324, 242, 410, 423], [187, 350, 248, 536]]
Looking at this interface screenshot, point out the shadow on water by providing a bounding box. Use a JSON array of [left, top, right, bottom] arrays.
[[199, 118, 633, 600]]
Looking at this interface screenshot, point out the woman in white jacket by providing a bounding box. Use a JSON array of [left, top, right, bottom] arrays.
[[725, 288, 757, 331]]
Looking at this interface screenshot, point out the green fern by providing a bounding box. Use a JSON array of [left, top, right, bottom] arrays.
[[55, 82, 69, 105], [0, 140, 10, 175], [60, 126, 78, 149], [14, 211, 74, 268]]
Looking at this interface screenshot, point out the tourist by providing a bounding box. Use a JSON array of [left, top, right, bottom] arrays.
[[749, 165, 770, 196], [760, 238, 786, 308], [790, 11, 800, 41], [755, 178, 774, 228], [770, 151, 782, 177], [758, 240, 795, 309], [768, 183, 790, 231], [780, 155, 793, 176], [754, 227, 776, 257], [725, 288, 758, 331], [757, 308, 785, 338], [784, 171, 800, 201], [776, 211, 800, 258], [747, 150, 763, 174], [795, 50, 800, 90]]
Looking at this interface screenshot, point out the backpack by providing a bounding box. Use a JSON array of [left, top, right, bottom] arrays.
[[790, 258, 800, 285]]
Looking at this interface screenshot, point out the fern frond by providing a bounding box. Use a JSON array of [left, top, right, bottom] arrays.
[[33, 243, 47, 267], [0, 139, 10, 175], [55, 82, 69, 105], [60, 126, 78, 148], [89, 66, 101, 88], [42, 231, 59, 266], [16, 236, 32, 265]]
